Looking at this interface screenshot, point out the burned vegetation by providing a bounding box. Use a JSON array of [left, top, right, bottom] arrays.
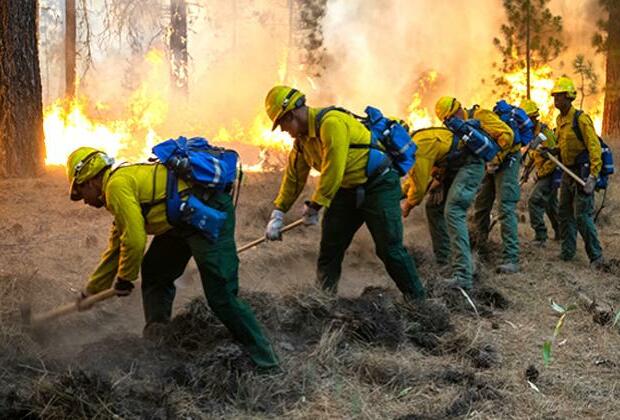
[[0, 280, 523, 418]]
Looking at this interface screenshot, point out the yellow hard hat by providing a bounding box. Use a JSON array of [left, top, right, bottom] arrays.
[[435, 96, 461, 121], [265, 86, 306, 130], [66, 146, 113, 201], [551, 77, 577, 99], [519, 99, 540, 117]]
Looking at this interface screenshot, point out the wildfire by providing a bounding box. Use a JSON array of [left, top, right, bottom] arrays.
[[43, 48, 295, 170], [503, 65, 556, 120], [404, 65, 604, 135], [406, 70, 440, 131]]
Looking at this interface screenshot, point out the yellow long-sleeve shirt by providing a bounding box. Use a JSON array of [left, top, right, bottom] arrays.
[[468, 107, 517, 163], [555, 106, 602, 177], [529, 123, 557, 178], [273, 107, 371, 211], [86, 163, 189, 294], [402, 128, 456, 207]]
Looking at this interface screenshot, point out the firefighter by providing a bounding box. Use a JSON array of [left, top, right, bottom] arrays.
[[435, 96, 520, 274], [263, 86, 426, 301], [401, 127, 485, 290], [551, 77, 605, 267], [67, 146, 279, 371], [520, 99, 560, 247]]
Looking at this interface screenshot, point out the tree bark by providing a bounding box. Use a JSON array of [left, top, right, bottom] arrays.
[[170, 0, 188, 94], [602, 2, 620, 143], [65, 0, 76, 99], [0, 0, 45, 178]]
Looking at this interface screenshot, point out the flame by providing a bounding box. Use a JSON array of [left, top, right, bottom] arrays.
[[402, 65, 605, 136], [43, 48, 296, 171], [406, 70, 439, 130], [503, 65, 556, 120], [44, 99, 127, 165], [44, 49, 170, 165]]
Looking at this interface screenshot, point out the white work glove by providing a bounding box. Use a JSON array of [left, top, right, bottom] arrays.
[[302, 201, 321, 226], [583, 174, 597, 195], [265, 209, 285, 240]]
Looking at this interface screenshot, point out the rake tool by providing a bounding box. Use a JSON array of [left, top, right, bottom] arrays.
[[20, 218, 305, 328], [488, 133, 585, 232]]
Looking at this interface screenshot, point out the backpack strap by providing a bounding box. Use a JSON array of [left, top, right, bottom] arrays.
[[572, 110, 585, 144], [165, 168, 182, 226], [467, 105, 479, 119], [111, 162, 168, 220], [315, 106, 382, 151], [315, 106, 360, 135]]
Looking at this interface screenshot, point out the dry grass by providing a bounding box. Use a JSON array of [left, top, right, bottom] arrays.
[[0, 169, 619, 418]]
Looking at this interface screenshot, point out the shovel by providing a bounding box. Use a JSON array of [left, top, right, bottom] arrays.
[[21, 218, 305, 328]]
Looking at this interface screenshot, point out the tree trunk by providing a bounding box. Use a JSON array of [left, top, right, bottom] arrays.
[[65, 0, 76, 99], [0, 1, 45, 178], [602, 3, 620, 143], [170, 0, 188, 93]]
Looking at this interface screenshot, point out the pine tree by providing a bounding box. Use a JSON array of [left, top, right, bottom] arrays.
[[294, 0, 328, 79], [573, 54, 599, 110], [593, 0, 620, 142], [492, 0, 564, 97], [0, 0, 46, 177]]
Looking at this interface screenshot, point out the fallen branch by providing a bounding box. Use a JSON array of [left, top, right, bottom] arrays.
[[575, 289, 614, 326]]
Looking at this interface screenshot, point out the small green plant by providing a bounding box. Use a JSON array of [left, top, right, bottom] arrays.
[[612, 309, 620, 328], [542, 300, 577, 366]]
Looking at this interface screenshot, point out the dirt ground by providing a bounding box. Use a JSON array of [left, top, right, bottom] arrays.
[[1, 167, 619, 419]]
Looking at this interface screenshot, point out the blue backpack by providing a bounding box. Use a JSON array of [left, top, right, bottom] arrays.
[[444, 117, 500, 162], [493, 100, 535, 145], [152, 136, 241, 242], [316, 106, 416, 177], [572, 110, 614, 190]]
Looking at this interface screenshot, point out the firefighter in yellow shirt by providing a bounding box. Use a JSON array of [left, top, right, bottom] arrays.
[[551, 77, 604, 267], [67, 146, 279, 371], [401, 127, 485, 290], [435, 97, 519, 274], [263, 86, 426, 300], [519, 99, 560, 246]]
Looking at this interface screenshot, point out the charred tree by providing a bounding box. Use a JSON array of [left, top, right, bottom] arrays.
[[0, 0, 45, 178], [594, 0, 620, 142], [65, 0, 76, 99], [170, 0, 188, 93], [294, 0, 328, 79]]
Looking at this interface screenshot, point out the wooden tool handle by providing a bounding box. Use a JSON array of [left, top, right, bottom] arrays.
[[28, 219, 306, 326], [237, 218, 305, 253], [545, 153, 586, 187], [31, 288, 117, 326]]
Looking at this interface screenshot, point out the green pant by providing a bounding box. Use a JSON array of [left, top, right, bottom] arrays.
[[558, 173, 603, 262], [317, 170, 426, 299], [141, 193, 279, 368], [528, 175, 559, 241], [472, 153, 521, 264], [426, 155, 485, 288]]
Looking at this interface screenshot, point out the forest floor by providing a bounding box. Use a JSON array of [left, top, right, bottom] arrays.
[[1, 168, 619, 419]]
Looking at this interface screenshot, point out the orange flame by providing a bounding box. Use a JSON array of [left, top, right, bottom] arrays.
[[43, 48, 295, 170]]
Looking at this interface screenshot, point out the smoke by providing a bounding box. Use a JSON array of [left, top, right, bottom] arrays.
[[319, 0, 501, 115], [319, 0, 607, 117], [41, 0, 608, 162]]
